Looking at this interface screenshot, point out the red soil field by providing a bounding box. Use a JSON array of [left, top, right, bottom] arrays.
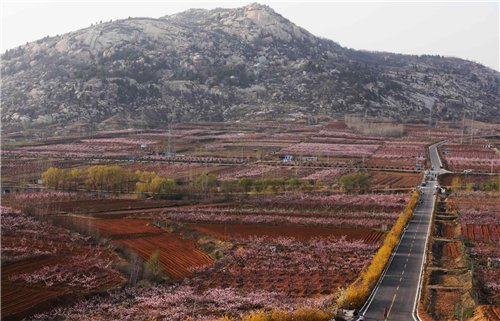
[[2, 256, 72, 317], [471, 305, 500, 321], [92, 218, 160, 237], [443, 242, 460, 259], [442, 223, 456, 238], [404, 125, 429, 131], [115, 235, 212, 280], [1, 235, 119, 260], [2, 255, 122, 321], [369, 171, 421, 188], [76, 217, 213, 280], [364, 231, 385, 244], [189, 223, 382, 243], [462, 224, 500, 242], [2, 230, 124, 321], [325, 121, 348, 129]]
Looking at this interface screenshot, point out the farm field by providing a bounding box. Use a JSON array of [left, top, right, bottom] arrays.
[[1, 207, 124, 320], [162, 205, 400, 228], [471, 305, 500, 321], [439, 173, 496, 187], [191, 235, 379, 297], [8, 187, 415, 320], [2, 256, 74, 321], [440, 139, 500, 173], [2, 119, 495, 320], [365, 140, 429, 170], [461, 224, 500, 242], [189, 223, 384, 243], [5, 193, 182, 214], [368, 171, 421, 189], [419, 191, 472, 321], [61, 216, 214, 280], [243, 193, 411, 212], [2, 121, 462, 193], [451, 191, 500, 306]]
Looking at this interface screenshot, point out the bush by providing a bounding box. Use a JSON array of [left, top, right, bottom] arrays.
[[145, 249, 163, 283], [196, 173, 219, 189], [339, 173, 371, 193], [239, 177, 253, 192], [240, 306, 332, 321]]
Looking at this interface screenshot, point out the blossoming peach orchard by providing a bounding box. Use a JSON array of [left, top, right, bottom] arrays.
[[2, 120, 498, 321]]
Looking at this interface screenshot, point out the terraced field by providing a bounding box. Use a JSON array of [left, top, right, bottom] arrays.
[[1, 207, 124, 321], [1, 256, 73, 320], [364, 230, 385, 244], [471, 305, 500, 321], [189, 223, 384, 243], [462, 224, 500, 242], [115, 234, 213, 280], [74, 217, 214, 280], [442, 242, 460, 259]]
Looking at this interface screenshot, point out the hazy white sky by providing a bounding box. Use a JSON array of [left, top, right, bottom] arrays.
[[2, 1, 499, 71]]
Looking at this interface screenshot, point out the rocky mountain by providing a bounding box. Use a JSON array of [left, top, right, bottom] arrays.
[[1, 3, 499, 133]]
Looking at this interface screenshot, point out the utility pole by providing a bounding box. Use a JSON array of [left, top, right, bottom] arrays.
[[460, 109, 466, 144], [87, 115, 95, 156], [167, 114, 175, 156], [470, 107, 475, 145], [140, 107, 145, 143], [427, 101, 433, 137]]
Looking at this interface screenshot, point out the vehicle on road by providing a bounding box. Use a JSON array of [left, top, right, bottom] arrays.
[[464, 169, 473, 173], [357, 140, 442, 320]]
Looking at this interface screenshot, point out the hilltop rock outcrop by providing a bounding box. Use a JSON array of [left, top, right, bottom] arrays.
[[1, 3, 499, 132]]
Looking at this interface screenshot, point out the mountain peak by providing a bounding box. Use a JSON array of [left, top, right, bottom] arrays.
[[162, 2, 315, 44], [1, 3, 499, 133]]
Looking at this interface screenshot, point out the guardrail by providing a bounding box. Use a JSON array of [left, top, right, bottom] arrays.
[[413, 178, 438, 321]]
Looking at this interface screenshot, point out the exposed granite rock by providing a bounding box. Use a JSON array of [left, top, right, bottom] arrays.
[[1, 3, 499, 132]]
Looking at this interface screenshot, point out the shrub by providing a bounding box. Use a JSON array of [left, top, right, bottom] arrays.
[[239, 177, 253, 192], [239, 306, 332, 321], [145, 250, 163, 283], [339, 173, 371, 193]]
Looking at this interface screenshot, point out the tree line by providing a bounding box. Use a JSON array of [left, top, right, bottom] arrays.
[[42, 166, 175, 197], [42, 166, 373, 198]]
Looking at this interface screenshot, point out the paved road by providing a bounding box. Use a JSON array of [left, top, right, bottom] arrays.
[[358, 143, 442, 321]]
